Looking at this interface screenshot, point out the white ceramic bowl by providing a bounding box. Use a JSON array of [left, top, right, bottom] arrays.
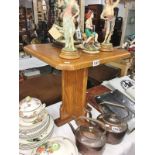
[[19, 96, 45, 120]]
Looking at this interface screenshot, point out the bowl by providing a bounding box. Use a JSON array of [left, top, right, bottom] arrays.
[[19, 96, 45, 120]]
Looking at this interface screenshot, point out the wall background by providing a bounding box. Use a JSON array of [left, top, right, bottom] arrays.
[[84, 0, 125, 18], [19, 0, 126, 18]]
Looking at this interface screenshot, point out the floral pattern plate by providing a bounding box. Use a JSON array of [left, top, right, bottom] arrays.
[[19, 110, 48, 131], [19, 115, 54, 150], [19, 114, 50, 140], [31, 137, 79, 155]]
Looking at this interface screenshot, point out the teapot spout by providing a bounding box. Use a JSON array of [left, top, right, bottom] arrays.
[[68, 122, 76, 135]]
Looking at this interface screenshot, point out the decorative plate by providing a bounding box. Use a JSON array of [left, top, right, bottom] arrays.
[[19, 115, 54, 150], [19, 114, 50, 140], [19, 110, 48, 131], [31, 137, 79, 155]]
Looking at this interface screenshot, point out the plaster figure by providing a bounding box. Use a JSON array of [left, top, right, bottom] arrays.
[[84, 10, 99, 47], [62, 0, 80, 51], [82, 10, 100, 52], [100, 0, 120, 44]]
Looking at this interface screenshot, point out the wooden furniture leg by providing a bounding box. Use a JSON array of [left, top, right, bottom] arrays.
[[106, 58, 133, 77], [108, 62, 129, 76], [55, 68, 88, 126]]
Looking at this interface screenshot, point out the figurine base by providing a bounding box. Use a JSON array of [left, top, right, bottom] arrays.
[[81, 43, 100, 54], [59, 49, 80, 59], [83, 50, 100, 54], [100, 43, 113, 52]]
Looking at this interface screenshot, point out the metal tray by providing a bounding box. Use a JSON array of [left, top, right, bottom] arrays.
[[95, 89, 135, 122]]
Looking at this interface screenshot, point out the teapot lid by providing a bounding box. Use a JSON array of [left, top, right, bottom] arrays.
[[99, 114, 127, 133], [104, 114, 121, 125], [19, 96, 42, 112]]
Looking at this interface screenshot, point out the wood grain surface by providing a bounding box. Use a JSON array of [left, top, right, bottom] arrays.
[[24, 44, 130, 71], [23, 43, 131, 126], [55, 69, 88, 126]]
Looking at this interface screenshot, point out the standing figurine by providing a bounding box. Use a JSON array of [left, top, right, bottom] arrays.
[[100, 0, 120, 51], [83, 10, 100, 53], [59, 0, 80, 59]]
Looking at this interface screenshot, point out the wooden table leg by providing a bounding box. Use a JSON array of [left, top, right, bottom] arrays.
[[55, 68, 88, 126], [106, 58, 133, 77]]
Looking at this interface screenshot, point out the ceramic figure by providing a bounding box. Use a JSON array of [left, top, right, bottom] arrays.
[[62, 0, 79, 51], [100, 0, 120, 51], [83, 10, 100, 53], [59, 0, 80, 59]]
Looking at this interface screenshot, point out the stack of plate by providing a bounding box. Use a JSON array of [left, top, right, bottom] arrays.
[[19, 96, 54, 150]]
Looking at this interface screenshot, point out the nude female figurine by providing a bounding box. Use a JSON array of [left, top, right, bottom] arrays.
[[100, 0, 120, 44], [62, 0, 80, 51]]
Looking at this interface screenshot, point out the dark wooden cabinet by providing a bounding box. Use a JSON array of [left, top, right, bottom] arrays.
[[19, 6, 34, 52], [85, 4, 103, 34], [19, 7, 28, 32], [111, 17, 123, 46], [86, 4, 103, 19], [48, 0, 56, 28]]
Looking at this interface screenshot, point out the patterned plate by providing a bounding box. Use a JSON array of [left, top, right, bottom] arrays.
[[19, 110, 48, 131], [19, 115, 54, 150], [31, 137, 79, 155], [19, 114, 50, 140]]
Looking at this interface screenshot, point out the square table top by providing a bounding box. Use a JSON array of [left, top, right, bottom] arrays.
[[24, 44, 130, 71]]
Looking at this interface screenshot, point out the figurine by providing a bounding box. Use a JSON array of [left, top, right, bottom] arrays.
[[100, 0, 120, 51], [83, 10, 100, 54], [59, 0, 80, 59]]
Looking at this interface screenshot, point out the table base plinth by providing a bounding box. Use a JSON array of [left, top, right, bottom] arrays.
[[55, 117, 73, 126], [55, 69, 88, 126]]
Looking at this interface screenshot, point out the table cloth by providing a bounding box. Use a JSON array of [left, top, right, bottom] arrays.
[[20, 102, 135, 155], [19, 57, 47, 71]]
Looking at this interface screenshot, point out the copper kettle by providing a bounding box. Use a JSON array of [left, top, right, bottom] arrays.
[[97, 101, 129, 144], [69, 116, 106, 155]]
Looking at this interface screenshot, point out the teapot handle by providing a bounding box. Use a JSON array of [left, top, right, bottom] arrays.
[[68, 106, 93, 136], [86, 105, 92, 118], [99, 101, 129, 121], [76, 116, 106, 133], [68, 122, 76, 135]]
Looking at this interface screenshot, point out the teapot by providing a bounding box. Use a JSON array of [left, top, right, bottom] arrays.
[[69, 116, 106, 155], [97, 101, 129, 144]]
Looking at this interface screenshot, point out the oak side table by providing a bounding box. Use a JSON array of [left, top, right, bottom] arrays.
[[24, 44, 130, 126]]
